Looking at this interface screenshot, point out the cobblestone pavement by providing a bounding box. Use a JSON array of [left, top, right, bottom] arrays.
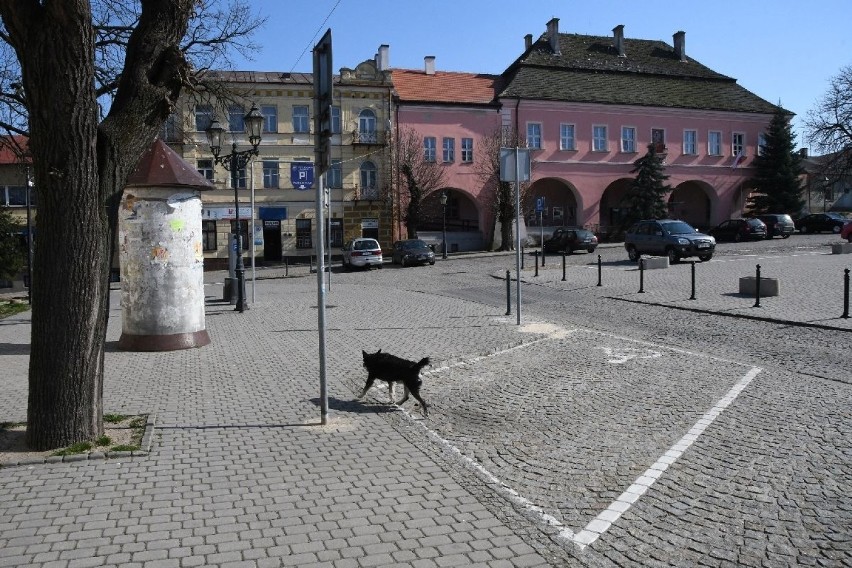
[[0, 235, 849, 567]]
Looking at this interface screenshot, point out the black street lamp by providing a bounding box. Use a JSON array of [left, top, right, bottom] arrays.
[[440, 190, 448, 259], [206, 103, 263, 313]]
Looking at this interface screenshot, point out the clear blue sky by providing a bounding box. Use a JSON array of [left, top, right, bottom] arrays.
[[230, 0, 851, 147]]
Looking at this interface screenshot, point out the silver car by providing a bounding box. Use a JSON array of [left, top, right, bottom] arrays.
[[342, 238, 383, 270]]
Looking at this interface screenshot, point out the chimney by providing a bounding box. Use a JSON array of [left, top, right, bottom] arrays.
[[525, 33, 533, 51], [673, 31, 686, 61], [546, 17, 560, 54], [377, 44, 389, 71], [424, 56, 435, 75], [613, 25, 625, 57]]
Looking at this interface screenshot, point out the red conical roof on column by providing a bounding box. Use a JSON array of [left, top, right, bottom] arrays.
[[126, 138, 214, 190]]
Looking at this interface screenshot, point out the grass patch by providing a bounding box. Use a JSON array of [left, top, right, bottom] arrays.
[[96, 435, 111, 447], [110, 444, 140, 452], [129, 416, 146, 430], [104, 414, 127, 424], [0, 301, 29, 319], [51, 441, 93, 456]]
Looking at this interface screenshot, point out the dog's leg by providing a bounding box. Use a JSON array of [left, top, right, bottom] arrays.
[[408, 386, 428, 417], [397, 384, 410, 405], [388, 381, 396, 404]]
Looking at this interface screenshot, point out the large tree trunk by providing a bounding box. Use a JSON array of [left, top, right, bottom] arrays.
[[0, 0, 193, 450]]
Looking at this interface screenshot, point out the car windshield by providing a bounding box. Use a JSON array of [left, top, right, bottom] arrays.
[[747, 219, 764, 227], [826, 213, 848, 220], [576, 230, 593, 238], [662, 221, 697, 235], [402, 240, 428, 249], [354, 240, 379, 251]]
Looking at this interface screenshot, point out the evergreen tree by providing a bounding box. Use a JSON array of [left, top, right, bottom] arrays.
[[746, 107, 806, 215], [620, 144, 672, 229], [0, 207, 25, 282]]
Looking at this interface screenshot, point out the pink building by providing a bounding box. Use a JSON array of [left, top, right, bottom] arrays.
[[391, 18, 779, 248]]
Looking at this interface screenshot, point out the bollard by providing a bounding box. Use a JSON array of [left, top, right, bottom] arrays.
[[542, 247, 546, 267], [842, 268, 850, 319], [638, 258, 645, 293], [689, 261, 696, 300], [534, 250, 539, 277], [753, 264, 762, 307], [562, 252, 566, 281], [597, 254, 602, 287], [521, 247, 525, 270], [285, 256, 289, 277], [506, 270, 512, 316]]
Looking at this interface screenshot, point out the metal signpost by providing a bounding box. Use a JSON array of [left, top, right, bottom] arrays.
[[499, 147, 530, 326], [536, 196, 545, 263]]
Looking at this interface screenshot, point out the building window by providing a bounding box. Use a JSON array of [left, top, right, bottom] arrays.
[[296, 218, 312, 249], [195, 104, 213, 131], [526, 123, 542, 149], [560, 124, 575, 150], [161, 112, 179, 142], [261, 105, 277, 133], [326, 160, 342, 189], [360, 161, 377, 198], [461, 138, 473, 163], [757, 133, 767, 156], [708, 131, 722, 156], [621, 126, 636, 153], [358, 109, 377, 143], [651, 128, 666, 153], [442, 137, 455, 163], [5, 186, 26, 206], [228, 104, 245, 132], [424, 137, 436, 162], [732, 132, 745, 157], [593, 125, 608, 151], [262, 161, 279, 189], [233, 167, 247, 189], [292, 106, 309, 133], [202, 220, 217, 252], [230, 220, 249, 251], [331, 106, 341, 134], [683, 130, 697, 155], [197, 159, 214, 181]]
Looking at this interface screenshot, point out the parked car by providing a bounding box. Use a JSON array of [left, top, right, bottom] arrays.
[[841, 222, 852, 243], [543, 228, 598, 254], [757, 213, 795, 239], [707, 218, 767, 242], [794, 212, 851, 234], [342, 238, 383, 270], [624, 219, 715, 263], [391, 239, 435, 266]]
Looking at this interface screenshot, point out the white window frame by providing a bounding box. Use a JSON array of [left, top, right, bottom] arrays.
[[326, 160, 342, 188], [424, 137, 436, 162], [526, 123, 542, 149], [708, 131, 722, 156], [592, 125, 608, 152], [331, 106, 341, 134], [757, 133, 767, 157], [262, 160, 279, 189], [228, 104, 245, 132], [560, 123, 575, 151], [194, 104, 213, 132], [442, 137, 455, 163], [683, 129, 697, 155], [461, 138, 473, 163], [261, 105, 277, 133], [197, 159, 214, 181], [621, 126, 636, 153], [292, 106, 309, 133], [732, 132, 745, 157]]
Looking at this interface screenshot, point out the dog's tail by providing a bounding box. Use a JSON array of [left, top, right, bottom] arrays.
[[414, 357, 430, 372]]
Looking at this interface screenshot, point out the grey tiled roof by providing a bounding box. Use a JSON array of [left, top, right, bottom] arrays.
[[499, 34, 779, 114]]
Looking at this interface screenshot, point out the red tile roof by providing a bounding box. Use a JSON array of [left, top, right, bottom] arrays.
[[0, 136, 30, 165], [391, 69, 497, 105]]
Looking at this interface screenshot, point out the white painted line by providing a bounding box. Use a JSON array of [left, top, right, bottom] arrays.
[[561, 365, 762, 549]]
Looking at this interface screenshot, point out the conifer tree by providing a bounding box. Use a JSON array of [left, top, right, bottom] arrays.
[[746, 107, 805, 214], [620, 144, 672, 229]]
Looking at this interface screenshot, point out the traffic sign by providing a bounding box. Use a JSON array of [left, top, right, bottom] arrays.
[[536, 196, 546, 212], [291, 162, 314, 190]]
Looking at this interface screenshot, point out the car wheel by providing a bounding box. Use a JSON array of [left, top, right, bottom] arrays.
[[847, 235, 852, 244], [587, 247, 595, 253], [627, 246, 639, 261], [666, 248, 679, 264], [343, 260, 351, 272], [734, 232, 742, 242], [401, 257, 408, 267], [429, 260, 435, 265], [782, 234, 790, 239], [800, 225, 808, 233], [833, 225, 842, 234], [698, 253, 713, 262]]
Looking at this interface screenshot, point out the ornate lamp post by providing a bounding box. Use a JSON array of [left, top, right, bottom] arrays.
[[206, 104, 263, 313], [440, 190, 448, 259]]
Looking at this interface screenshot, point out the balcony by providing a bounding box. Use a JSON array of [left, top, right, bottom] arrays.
[[351, 130, 386, 146]]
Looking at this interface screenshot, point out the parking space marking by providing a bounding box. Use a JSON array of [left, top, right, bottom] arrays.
[[403, 321, 762, 552], [598, 346, 662, 364]]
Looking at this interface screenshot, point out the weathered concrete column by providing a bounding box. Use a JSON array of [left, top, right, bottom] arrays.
[[118, 139, 214, 351]]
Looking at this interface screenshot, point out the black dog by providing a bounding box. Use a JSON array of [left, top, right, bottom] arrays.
[[359, 349, 431, 415]]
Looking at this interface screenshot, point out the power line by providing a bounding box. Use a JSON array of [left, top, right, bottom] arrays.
[[289, 0, 343, 74]]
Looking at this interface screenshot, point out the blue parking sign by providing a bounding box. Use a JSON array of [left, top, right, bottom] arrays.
[[536, 196, 546, 212], [291, 162, 314, 190]]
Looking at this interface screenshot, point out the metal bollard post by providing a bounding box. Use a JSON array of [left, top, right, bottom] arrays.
[[542, 246, 546, 267], [638, 258, 645, 293], [689, 261, 696, 300], [842, 268, 850, 319], [597, 254, 602, 287], [285, 256, 289, 277], [506, 270, 512, 316], [534, 250, 539, 277], [562, 252, 566, 281], [753, 264, 762, 308], [521, 247, 525, 270]]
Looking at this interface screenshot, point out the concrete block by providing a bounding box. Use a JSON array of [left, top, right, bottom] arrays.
[[640, 257, 669, 269], [831, 242, 852, 254], [739, 276, 780, 296]]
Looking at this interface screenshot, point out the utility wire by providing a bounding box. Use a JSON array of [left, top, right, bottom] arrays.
[[289, 0, 343, 74]]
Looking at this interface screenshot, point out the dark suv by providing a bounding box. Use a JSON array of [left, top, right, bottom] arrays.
[[757, 214, 795, 239], [624, 219, 715, 263]]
